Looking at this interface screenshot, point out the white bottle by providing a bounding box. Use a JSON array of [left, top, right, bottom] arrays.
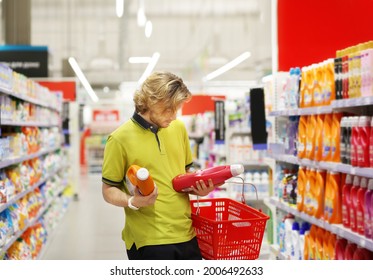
[[290, 221, 301, 260], [284, 215, 295, 257]]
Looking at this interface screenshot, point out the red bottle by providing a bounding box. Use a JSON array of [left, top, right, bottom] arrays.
[[172, 164, 244, 193], [350, 116, 360, 167], [344, 242, 358, 260], [357, 116, 371, 167], [349, 176, 360, 232], [342, 174, 353, 228], [370, 118, 373, 167], [356, 177, 368, 235], [334, 237, 348, 260]]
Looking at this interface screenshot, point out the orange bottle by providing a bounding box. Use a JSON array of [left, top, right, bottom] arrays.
[[323, 58, 336, 105], [296, 166, 306, 212], [315, 227, 326, 260], [313, 169, 326, 219], [126, 165, 155, 196], [324, 233, 337, 260], [307, 225, 318, 260], [304, 168, 316, 215], [314, 114, 325, 161], [306, 114, 317, 159], [331, 113, 344, 162], [299, 67, 306, 108], [324, 171, 342, 223], [297, 116, 308, 158], [312, 63, 323, 107], [303, 66, 314, 107], [322, 113, 333, 162]]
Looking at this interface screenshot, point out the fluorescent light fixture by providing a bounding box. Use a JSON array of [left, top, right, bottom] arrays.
[[116, 0, 124, 18], [68, 57, 99, 103], [137, 52, 160, 85], [145, 20, 153, 38], [202, 51, 251, 82], [128, 56, 152, 64]]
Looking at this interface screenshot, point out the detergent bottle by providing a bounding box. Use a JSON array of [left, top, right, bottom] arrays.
[[305, 114, 317, 159], [126, 165, 155, 196], [350, 176, 360, 232], [315, 227, 326, 260], [356, 177, 368, 235], [313, 169, 326, 219], [344, 242, 357, 260], [364, 179, 373, 239], [351, 116, 361, 167], [342, 174, 353, 228], [314, 114, 325, 161], [334, 237, 348, 260], [353, 246, 373, 260], [323, 58, 336, 105], [324, 233, 337, 260], [297, 115, 308, 158], [370, 117, 373, 167], [331, 113, 343, 162], [324, 171, 342, 224], [357, 116, 371, 167], [296, 166, 306, 212], [322, 114, 333, 162], [172, 164, 244, 193]]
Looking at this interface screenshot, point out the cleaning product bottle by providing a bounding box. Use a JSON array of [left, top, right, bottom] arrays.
[[342, 174, 353, 228], [357, 116, 371, 167], [370, 117, 373, 167], [323, 58, 336, 105], [296, 166, 306, 212], [313, 169, 326, 219], [297, 115, 308, 158], [312, 63, 323, 107], [172, 164, 244, 192], [351, 116, 361, 167], [315, 227, 325, 260], [331, 113, 343, 162], [307, 224, 318, 260], [126, 165, 155, 196], [364, 179, 373, 239], [346, 116, 353, 165], [334, 237, 348, 260], [322, 114, 333, 162], [299, 222, 310, 260], [353, 246, 373, 260], [304, 168, 316, 216], [340, 116, 348, 164], [350, 176, 360, 232], [324, 233, 337, 260], [356, 177, 368, 235], [344, 242, 357, 260], [324, 171, 342, 224], [314, 114, 325, 161], [290, 221, 301, 260], [306, 114, 317, 159]]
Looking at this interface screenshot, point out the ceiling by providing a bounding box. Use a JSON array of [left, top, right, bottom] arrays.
[[30, 0, 272, 92]]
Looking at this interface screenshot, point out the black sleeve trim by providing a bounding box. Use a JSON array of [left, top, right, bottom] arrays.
[[185, 162, 194, 170], [102, 177, 123, 187]]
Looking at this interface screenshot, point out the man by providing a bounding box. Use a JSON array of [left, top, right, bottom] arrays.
[[101, 71, 215, 260]]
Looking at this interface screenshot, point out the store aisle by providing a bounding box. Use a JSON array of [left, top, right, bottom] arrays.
[[41, 173, 127, 260]]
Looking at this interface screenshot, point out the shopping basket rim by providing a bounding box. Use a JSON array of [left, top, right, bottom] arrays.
[[190, 197, 270, 221]]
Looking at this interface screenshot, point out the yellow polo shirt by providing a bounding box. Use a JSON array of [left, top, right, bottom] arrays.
[[102, 112, 195, 250]]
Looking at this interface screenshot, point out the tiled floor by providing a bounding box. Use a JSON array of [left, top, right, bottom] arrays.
[[41, 173, 128, 260]]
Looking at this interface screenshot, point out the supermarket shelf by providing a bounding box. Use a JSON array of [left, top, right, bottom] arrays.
[[0, 85, 61, 113], [269, 152, 373, 179], [269, 197, 373, 252], [0, 146, 61, 169], [0, 182, 69, 256], [0, 164, 66, 213], [0, 120, 60, 127], [269, 96, 373, 117]]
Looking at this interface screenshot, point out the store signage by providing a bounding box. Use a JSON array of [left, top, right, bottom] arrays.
[[0, 45, 48, 77], [214, 100, 225, 142], [92, 109, 120, 122]]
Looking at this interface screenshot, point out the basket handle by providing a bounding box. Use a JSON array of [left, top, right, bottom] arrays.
[[224, 176, 259, 205]]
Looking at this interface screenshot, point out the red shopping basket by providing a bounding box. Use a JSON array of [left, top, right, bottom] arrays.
[[190, 197, 270, 260]]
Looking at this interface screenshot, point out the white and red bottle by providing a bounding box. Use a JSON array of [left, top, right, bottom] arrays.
[[342, 174, 353, 228], [356, 177, 368, 235], [172, 164, 244, 193], [357, 116, 371, 167]]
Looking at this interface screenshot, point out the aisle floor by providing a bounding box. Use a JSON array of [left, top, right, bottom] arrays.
[[41, 173, 272, 260], [42, 173, 128, 260]]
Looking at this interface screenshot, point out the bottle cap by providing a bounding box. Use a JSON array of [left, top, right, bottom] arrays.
[[353, 175, 360, 187], [137, 167, 150, 181], [360, 177, 368, 189], [345, 174, 353, 185], [358, 116, 371, 127], [368, 179, 373, 191], [230, 164, 244, 176]]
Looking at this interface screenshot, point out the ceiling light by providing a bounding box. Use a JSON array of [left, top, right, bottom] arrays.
[[128, 56, 152, 64], [116, 0, 124, 18], [145, 20, 153, 38], [202, 51, 251, 82], [68, 57, 99, 103], [137, 52, 160, 85]]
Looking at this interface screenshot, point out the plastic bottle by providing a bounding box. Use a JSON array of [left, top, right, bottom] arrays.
[[350, 116, 361, 167], [353, 246, 373, 260], [335, 237, 348, 260], [299, 67, 307, 108], [364, 179, 373, 239], [324, 171, 342, 224], [324, 233, 337, 260], [312, 63, 323, 107], [356, 177, 368, 235], [313, 169, 326, 219], [307, 225, 318, 260], [323, 58, 336, 105], [357, 116, 371, 167], [172, 164, 244, 192], [303, 168, 316, 216], [306, 114, 317, 159], [315, 227, 325, 260], [297, 116, 308, 158], [296, 166, 306, 212], [290, 221, 300, 260], [126, 165, 155, 196], [340, 116, 348, 164], [335, 51, 343, 100], [322, 114, 333, 162], [370, 118, 373, 167], [303, 66, 314, 108], [314, 114, 325, 161], [299, 222, 310, 260], [349, 176, 360, 232], [342, 174, 353, 228], [361, 41, 373, 96], [344, 242, 357, 260], [346, 117, 353, 165], [331, 113, 343, 162], [341, 48, 350, 99]]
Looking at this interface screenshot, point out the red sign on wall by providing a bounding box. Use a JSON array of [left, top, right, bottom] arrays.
[[92, 109, 120, 122]]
